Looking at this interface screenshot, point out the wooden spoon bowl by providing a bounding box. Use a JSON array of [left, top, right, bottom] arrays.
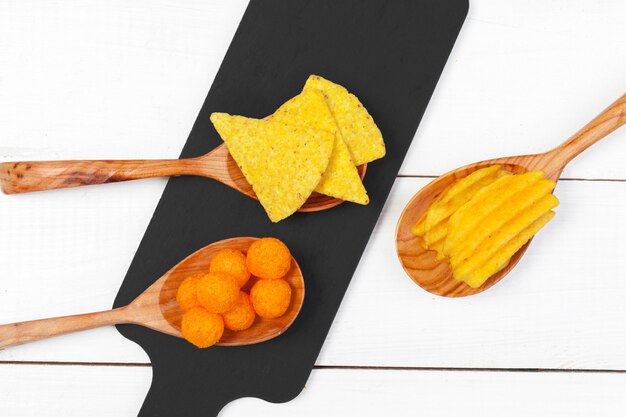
[[155, 237, 304, 345], [0, 143, 366, 212], [0, 237, 305, 349], [396, 93, 626, 297]]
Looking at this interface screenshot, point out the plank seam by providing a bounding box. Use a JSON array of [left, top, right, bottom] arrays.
[[2, 361, 626, 373]]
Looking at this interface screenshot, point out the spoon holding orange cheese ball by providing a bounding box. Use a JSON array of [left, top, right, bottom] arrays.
[[0, 143, 366, 213], [0, 237, 304, 349], [396, 93, 626, 297]]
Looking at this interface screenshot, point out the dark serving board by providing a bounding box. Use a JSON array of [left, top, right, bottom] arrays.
[[113, 0, 468, 415]]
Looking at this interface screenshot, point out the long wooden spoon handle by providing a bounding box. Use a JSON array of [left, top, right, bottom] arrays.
[[0, 307, 129, 349], [547, 93, 626, 168], [0, 158, 203, 194]]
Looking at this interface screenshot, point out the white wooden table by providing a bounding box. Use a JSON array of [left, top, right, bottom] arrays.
[[1, 1, 626, 415]]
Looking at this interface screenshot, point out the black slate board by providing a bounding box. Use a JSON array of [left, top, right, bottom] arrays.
[[113, 0, 468, 415]]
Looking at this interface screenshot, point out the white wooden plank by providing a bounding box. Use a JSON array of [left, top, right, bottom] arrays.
[[1, 0, 625, 179], [0, 0, 248, 161], [2, 178, 626, 370], [224, 368, 626, 417], [1, 0, 625, 415], [318, 178, 626, 369], [0, 178, 162, 364], [0, 364, 150, 417], [0, 364, 625, 417], [401, 0, 626, 179]]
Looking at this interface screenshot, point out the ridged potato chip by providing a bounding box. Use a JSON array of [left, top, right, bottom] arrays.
[[449, 179, 557, 268], [210, 113, 334, 222], [303, 75, 385, 166], [426, 166, 505, 249], [412, 165, 504, 259], [452, 190, 558, 274], [444, 171, 545, 257], [410, 214, 426, 237], [270, 89, 369, 204], [459, 211, 555, 288], [410, 166, 559, 289]]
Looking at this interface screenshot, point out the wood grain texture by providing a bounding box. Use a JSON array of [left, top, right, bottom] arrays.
[[0, 144, 366, 213], [2, 1, 625, 180], [0, 308, 129, 349], [223, 369, 626, 417], [400, 0, 626, 179], [0, 364, 150, 417], [4, 179, 626, 369], [0, 237, 304, 349], [1, 365, 626, 417], [396, 93, 626, 297], [1, 0, 626, 414]]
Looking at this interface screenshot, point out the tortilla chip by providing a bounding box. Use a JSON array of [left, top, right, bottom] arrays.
[[303, 75, 385, 166], [270, 89, 369, 204], [210, 113, 334, 222]]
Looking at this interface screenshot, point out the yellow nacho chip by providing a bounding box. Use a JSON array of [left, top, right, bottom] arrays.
[[210, 113, 334, 222], [303, 75, 385, 166], [270, 89, 369, 205]]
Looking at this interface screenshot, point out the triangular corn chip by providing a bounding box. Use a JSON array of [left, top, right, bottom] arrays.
[[303, 75, 385, 166], [210, 113, 334, 222], [270, 89, 369, 204]]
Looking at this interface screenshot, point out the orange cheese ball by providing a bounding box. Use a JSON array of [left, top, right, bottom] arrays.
[[176, 273, 203, 311], [197, 272, 240, 314], [181, 307, 224, 348], [209, 249, 250, 288], [246, 238, 291, 280], [250, 279, 292, 319], [222, 291, 256, 331]]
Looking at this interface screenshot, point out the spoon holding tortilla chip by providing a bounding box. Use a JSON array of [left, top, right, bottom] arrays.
[[0, 144, 366, 212], [396, 93, 626, 297], [0, 237, 305, 349]]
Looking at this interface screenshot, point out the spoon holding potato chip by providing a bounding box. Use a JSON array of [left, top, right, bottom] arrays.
[[396, 93, 626, 297], [0, 237, 305, 349]]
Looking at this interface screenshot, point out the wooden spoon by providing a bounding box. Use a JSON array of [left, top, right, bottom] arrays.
[[396, 93, 626, 297], [0, 237, 305, 349], [0, 143, 366, 212]]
